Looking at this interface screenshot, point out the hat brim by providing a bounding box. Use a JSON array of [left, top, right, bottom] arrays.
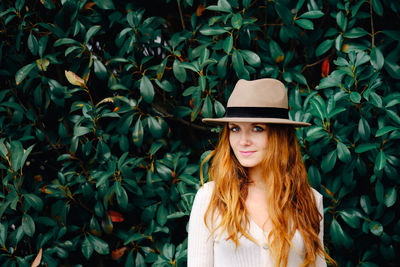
[[202, 117, 311, 127]]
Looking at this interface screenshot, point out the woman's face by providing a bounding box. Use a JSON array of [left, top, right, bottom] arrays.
[[228, 122, 268, 169]]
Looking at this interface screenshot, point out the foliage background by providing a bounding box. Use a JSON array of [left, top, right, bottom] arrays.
[[1, 0, 400, 266]]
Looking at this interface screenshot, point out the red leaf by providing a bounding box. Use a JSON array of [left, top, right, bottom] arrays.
[[321, 57, 330, 77], [112, 247, 127, 260], [31, 248, 42, 267], [196, 4, 206, 17], [109, 210, 124, 222]]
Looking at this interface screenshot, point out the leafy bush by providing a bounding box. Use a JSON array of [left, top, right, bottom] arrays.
[[0, 0, 399, 266]]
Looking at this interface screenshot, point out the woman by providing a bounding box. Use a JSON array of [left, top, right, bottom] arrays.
[[188, 79, 335, 267]]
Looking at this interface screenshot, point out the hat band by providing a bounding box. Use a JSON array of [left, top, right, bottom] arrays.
[[226, 107, 288, 119]]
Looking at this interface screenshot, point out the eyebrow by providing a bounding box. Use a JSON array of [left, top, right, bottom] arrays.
[[228, 123, 265, 127]]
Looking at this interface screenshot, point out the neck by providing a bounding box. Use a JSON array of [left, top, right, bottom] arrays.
[[248, 166, 266, 189]]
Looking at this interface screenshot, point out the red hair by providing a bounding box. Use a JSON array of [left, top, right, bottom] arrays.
[[200, 124, 335, 267]]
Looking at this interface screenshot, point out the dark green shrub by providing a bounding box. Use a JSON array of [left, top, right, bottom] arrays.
[[0, 0, 399, 266]]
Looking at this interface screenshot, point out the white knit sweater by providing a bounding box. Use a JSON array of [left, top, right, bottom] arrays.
[[188, 181, 327, 267]]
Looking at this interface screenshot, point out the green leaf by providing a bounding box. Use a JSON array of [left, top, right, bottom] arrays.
[[307, 165, 321, 189], [358, 118, 371, 141], [15, 63, 36, 85], [206, 0, 232, 13], [53, 38, 81, 47], [85, 25, 101, 44], [321, 150, 337, 173], [298, 10, 324, 19], [339, 209, 360, 229], [375, 126, 398, 137], [344, 27, 369, 38], [386, 109, 400, 125], [140, 75, 155, 103], [114, 181, 128, 210], [232, 50, 246, 79], [93, 0, 115, 9], [28, 33, 38, 56], [22, 214, 35, 237], [310, 97, 326, 121], [74, 126, 91, 137], [156, 205, 168, 226], [350, 91, 361, 103], [24, 194, 43, 211], [223, 35, 233, 54], [20, 144, 35, 171], [370, 47, 384, 70], [372, 0, 383, 16], [375, 150, 386, 170], [337, 142, 351, 162], [214, 100, 225, 117], [316, 39, 333, 57], [384, 187, 397, 207], [82, 236, 93, 260], [162, 243, 175, 260], [330, 218, 352, 248], [369, 221, 383, 236], [294, 19, 314, 30], [94, 59, 108, 80], [88, 234, 110, 255], [202, 97, 212, 118], [135, 252, 146, 267], [360, 195, 372, 215], [10, 141, 24, 171], [132, 119, 144, 147], [336, 11, 347, 31], [167, 211, 186, 219], [375, 180, 384, 203], [173, 106, 192, 118], [148, 117, 163, 138], [156, 58, 168, 80], [217, 55, 228, 78], [150, 140, 164, 155], [199, 25, 228, 36], [240, 50, 261, 67], [384, 59, 400, 79], [355, 143, 379, 153], [274, 2, 293, 25], [269, 40, 284, 63], [0, 222, 7, 247], [173, 59, 186, 83], [231, 13, 243, 29]]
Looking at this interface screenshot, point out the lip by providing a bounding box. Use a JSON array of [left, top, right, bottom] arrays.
[[240, 151, 255, 156]]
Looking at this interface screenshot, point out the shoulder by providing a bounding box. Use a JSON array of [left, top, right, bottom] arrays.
[[189, 181, 215, 222], [193, 181, 215, 203], [311, 187, 323, 201]]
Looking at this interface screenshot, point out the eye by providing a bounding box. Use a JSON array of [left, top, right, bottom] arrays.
[[253, 125, 265, 132], [229, 126, 240, 132]]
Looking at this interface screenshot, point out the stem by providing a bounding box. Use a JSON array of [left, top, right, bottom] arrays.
[[370, 1, 375, 48], [301, 56, 329, 73], [177, 0, 185, 30]]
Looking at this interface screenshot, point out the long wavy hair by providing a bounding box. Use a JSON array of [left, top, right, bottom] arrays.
[[200, 124, 335, 267]]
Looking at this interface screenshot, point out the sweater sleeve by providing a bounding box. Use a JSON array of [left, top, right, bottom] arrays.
[[315, 192, 327, 267], [187, 182, 214, 267]]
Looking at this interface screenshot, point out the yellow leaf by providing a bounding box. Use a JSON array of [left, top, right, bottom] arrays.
[[36, 59, 50, 71], [275, 55, 284, 63], [31, 248, 42, 267], [65, 70, 85, 87]]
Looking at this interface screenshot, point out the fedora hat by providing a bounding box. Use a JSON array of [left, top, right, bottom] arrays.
[[202, 78, 311, 127]]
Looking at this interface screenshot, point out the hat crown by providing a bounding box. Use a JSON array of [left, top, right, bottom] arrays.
[[227, 78, 288, 109]]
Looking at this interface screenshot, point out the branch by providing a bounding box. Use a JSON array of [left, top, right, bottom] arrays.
[[152, 103, 210, 132], [177, 0, 185, 30], [301, 57, 328, 73], [370, 1, 375, 48]]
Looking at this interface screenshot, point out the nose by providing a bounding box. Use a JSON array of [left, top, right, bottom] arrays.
[[239, 131, 251, 146]]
